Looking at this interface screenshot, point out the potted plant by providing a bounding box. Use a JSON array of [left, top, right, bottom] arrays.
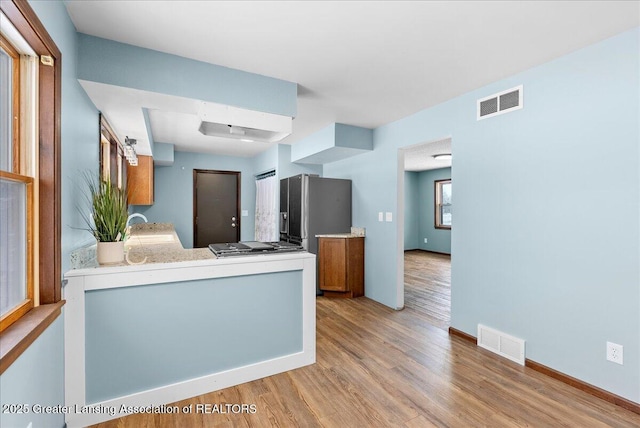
[[81, 175, 128, 264]]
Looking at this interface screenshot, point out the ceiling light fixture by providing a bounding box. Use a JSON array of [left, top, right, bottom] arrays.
[[240, 138, 255, 143], [433, 154, 452, 161], [197, 102, 293, 143]]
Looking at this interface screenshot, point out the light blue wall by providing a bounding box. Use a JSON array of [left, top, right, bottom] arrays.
[[325, 28, 640, 402], [404, 171, 419, 250], [418, 168, 451, 254], [153, 142, 174, 166], [290, 124, 336, 161], [252, 145, 279, 176], [0, 317, 65, 428], [323, 129, 399, 306], [334, 123, 374, 151], [28, 2, 101, 273], [77, 34, 297, 117], [85, 271, 302, 403], [277, 144, 323, 179], [291, 123, 373, 164], [134, 151, 256, 248], [0, 2, 99, 427], [251, 143, 324, 179], [142, 108, 155, 155]]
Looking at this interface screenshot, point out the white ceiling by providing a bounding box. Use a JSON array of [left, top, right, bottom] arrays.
[[65, 1, 639, 170], [403, 138, 452, 172]]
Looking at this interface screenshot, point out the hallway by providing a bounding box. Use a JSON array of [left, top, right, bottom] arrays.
[[404, 250, 451, 330]]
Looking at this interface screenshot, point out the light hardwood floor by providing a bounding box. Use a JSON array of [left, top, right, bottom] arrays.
[[91, 251, 639, 427], [403, 250, 451, 330]]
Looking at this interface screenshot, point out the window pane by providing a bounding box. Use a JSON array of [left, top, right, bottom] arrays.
[[442, 182, 452, 205], [0, 47, 12, 171], [0, 178, 26, 316], [441, 205, 452, 226], [435, 179, 452, 228]]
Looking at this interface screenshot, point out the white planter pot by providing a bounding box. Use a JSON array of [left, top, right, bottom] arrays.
[[97, 241, 125, 265]]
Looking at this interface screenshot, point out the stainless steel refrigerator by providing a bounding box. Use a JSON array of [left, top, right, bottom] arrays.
[[280, 174, 352, 293]]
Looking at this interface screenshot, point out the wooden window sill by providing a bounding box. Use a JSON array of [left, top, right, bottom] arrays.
[[0, 301, 65, 375]]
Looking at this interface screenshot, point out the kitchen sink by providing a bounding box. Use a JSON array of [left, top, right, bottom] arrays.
[[125, 234, 177, 246]]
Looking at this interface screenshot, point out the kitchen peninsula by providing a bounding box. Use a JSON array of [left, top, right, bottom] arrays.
[[63, 224, 316, 428]]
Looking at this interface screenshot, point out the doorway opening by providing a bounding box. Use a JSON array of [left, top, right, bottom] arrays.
[[397, 138, 452, 329], [193, 169, 241, 247]]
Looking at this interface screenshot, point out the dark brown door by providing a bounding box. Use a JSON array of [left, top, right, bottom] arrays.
[[193, 170, 240, 247]]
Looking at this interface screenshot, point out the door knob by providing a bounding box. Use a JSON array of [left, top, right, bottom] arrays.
[[232, 223, 236, 227], [231, 216, 236, 221]]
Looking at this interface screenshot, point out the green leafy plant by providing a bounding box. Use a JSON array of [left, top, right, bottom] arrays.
[[80, 174, 128, 242]]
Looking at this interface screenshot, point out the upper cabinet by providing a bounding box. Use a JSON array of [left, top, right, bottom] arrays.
[[127, 155, 154, 205], [99, 113, 154, 206]]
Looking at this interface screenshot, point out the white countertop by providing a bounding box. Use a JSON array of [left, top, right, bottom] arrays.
[[67, 222, 316, 277], [69, 222, 214, 271], [65, 250, 315, 278]]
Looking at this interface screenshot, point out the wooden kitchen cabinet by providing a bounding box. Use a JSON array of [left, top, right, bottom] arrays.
[[318, 236, 364, 298], [127, 155, 154, 205]]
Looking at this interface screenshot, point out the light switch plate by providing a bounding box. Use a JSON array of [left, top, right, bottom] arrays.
[[385, 212, 392, 222], [378, 212, 383, 222]]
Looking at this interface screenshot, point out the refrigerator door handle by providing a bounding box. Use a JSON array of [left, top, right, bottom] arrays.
[[280, 212, 288, 234], [301, 175, 309, 240]]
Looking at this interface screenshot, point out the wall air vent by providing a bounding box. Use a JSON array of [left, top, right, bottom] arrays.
[[477, 324, 525, 365], [477, 85, 523, 120], [197, 102, 293, 143]]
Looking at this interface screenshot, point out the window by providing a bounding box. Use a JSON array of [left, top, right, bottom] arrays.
[[0, 26, 37, 332], [435, 179, 451, 229], [0, 35, 18, 172], [0, 0, 62, 370]]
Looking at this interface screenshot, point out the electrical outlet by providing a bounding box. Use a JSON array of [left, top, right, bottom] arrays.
[[606, 342, 623, 365], [424, 238, 428, 243]]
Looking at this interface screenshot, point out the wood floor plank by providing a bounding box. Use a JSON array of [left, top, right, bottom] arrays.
[[89, 251, 640, 427], [405, 415, 439, 428]]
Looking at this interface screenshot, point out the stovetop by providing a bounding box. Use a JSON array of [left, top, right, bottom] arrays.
[[208, 241, 304, 257]]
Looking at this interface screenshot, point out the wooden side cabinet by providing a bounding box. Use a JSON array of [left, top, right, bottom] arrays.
[[127, 155, 154, 205], [318, 237, 364, 298]]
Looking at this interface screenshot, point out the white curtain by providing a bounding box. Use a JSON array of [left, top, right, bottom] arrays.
[[255, 174, 278, 242]]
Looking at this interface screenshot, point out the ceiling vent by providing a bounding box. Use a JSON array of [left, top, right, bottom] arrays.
[[198, 102, 293, 143], [477, 85, 523, 120]]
